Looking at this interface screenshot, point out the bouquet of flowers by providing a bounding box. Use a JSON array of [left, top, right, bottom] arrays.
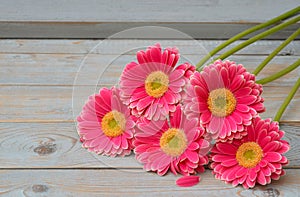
[[76, 7, 299, 189]]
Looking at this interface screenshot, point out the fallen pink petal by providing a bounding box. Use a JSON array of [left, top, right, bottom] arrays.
[[176, 176, 200, 187]]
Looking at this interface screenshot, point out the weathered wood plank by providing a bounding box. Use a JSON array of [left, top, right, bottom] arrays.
[[0, 54, 299, 86], [2, 0, 298, 22], [0, 122, 140, 168], [0, 123, 298, 168], [0, 39, 299, 55], [0, 85, 299, 122], [0, 0, 298, 38], [0, 169, 299, 196]]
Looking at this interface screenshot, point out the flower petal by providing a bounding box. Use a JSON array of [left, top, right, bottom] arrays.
[[264, 152, 282, 162], [176, 176, 200, 187]]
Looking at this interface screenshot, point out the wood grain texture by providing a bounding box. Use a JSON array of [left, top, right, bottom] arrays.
[[1, 0, 298, 22], [0, 123, 298, 168], [0, 1, 299, 194], [0, 54, 299, 86], [0, 169, 299, 196], [0, 39, 299, 55], [0, 0, 299, 38], [0, 122, 141, 168], [0, 85, 299, 122]]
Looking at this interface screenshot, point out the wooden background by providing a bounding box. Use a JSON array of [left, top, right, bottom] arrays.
[[0, 1, 299, 196]]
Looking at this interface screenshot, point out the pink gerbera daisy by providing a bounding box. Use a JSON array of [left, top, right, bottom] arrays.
[[77, 87, 135, 157], [119, 43, 195, 121], [184, 60, 265, 141], [133, 106, 210, 176], [210, 117, 290, 189]]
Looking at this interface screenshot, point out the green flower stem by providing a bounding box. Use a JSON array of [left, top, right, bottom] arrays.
[[212, 15, 300, 63], [256, 58, 300, 85], [196, 6, 300, 69], [274, 77, 300, 122], [253, 28, 300, 76]]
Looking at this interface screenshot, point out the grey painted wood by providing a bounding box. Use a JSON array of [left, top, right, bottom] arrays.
[[0, 85, 299, 122], [1, 0, 298, 22], [0, 169, 299, 196], [0, 54, 299, 86], [0, 39, 299, 55], [0, 0, 299, 192], [0, 123, 298, 168], [0, 122, 141, 168], [0, 0, 299, 38]]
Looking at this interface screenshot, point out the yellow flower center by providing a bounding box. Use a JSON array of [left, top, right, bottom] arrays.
[[101, 110, 126, 137], [236, 142, 263, 168], [145, 71, 169, 98], [160, 128, 187, 157], [207, 88, 236, 117]]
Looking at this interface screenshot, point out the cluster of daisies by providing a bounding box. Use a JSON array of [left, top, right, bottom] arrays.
[[77, 43, 290, 189]]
